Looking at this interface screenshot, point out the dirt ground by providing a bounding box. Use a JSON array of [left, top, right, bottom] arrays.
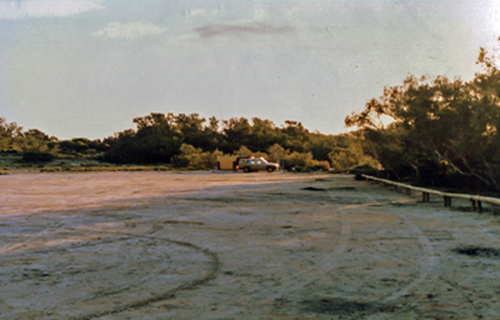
[[2, 171, 500, 319]]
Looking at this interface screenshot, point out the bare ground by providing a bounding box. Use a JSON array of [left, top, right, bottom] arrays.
[[1, 172, 500, 319]]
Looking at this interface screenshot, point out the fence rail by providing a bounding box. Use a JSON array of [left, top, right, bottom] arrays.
[[361, 174, 500, 213]]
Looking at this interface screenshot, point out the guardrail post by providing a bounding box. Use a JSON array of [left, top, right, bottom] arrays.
[[471, 200, 476, 211], [478, 201, 483, 213], [406, 188, 411, 195], [444, 196, 452, 207], [423, 192, 430, 202]]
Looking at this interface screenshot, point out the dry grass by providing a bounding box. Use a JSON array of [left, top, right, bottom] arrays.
[[39, 165, 172, 172]]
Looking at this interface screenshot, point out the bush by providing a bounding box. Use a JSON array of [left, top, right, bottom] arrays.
[[172, 144, 222, 169], [416, 159, 446, 186], [349, 164, 379, 180], [22, 152, 54, 163], [0, 149, 18, 154], [281, 151, 312, 170], [95, 143, 111, 152], [153, 166, 171, 171], [308, 161, 331, 171], [40, 166, 62, 172], [171, 155, 190, 168]]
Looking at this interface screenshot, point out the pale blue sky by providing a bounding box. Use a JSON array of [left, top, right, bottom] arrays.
[[1, 0, 499, 139]]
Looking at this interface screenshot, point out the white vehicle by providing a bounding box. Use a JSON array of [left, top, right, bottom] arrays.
[[238, 157, 280, 173]]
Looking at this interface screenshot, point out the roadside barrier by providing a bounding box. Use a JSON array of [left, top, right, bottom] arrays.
[[361, 174, 500, 213]]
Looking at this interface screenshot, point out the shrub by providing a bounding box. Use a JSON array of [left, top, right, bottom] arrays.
[[0, 149, 18, 154], [40, 166, 62, 172], [308, 160, 331, 171], [22, 152, 54, 163], [172, 144, 222, 169], [280, 151, 314, 171], [267, 144, 287, 163], [349, 164, 379, 180]]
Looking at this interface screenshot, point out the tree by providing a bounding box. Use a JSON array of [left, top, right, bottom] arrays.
[[248, 118, 281, 151], [0, 118, 22, 151], [281, 120, 309, 152], [345, 42, 500, 191], [175, 113, 205, 147], [220, 117, 253, 153], [101, 112, 371, 169]]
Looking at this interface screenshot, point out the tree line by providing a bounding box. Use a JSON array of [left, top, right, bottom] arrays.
[[0, 119, 111, 162], [101, 113, 373, 170], [0, 114, 374, 172]]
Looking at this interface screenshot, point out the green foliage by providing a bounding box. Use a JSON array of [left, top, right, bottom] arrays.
[[345, 42, 500, 192], [349, 164, 379, 180], [103, 113, 182, 164], [329, 148, 358, 171], [18, 135, 49, 154], [22, 152, 54, 163], [286, 151, 313, 168], [0, 122, 57, 165], [327, 136, 377, 172], [267, 143, 288, 162], [234, 146, 253, 157], [0, 118, 22, 151], [2, 108, 373, 171], [303, 161, 331, 172], [97, 112, 375, 171], [58, 138, 110, 155], [172, 144, 222, 169]]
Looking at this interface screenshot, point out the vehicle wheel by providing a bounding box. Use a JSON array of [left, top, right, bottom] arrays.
[[243, 167, 251, 173], [266, 167, 275, 173]]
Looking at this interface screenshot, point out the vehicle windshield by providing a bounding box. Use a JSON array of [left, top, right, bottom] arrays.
[[239, 157, 272, 165]]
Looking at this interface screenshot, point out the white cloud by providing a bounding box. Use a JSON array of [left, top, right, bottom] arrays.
[[183, 6, 222, 22], [188, 8, 208, 18], [0, 0, 104, 19], [92, 22, 166, 40], [253, 7, 269, 21]]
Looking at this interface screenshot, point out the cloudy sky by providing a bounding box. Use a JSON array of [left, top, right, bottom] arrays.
[[1, 0, 499, 139]]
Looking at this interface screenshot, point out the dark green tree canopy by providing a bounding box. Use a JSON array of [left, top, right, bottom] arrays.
[[345, 41, 500, 192]]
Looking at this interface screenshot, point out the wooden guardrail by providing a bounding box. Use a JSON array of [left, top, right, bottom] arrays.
[[362, 174, 500, 213]]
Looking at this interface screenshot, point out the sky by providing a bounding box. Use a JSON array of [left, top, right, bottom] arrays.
[[1, 0, 500, 140]]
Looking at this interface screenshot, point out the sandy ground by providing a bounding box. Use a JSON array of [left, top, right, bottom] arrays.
[[2, 171, 500, 319]]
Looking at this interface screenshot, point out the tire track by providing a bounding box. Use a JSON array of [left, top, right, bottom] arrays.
[[358, 192, 439, 303], [287, 196, 352, 281], [287, 197, 380, 281], [67, 229, 220, 320], [324, 186, 438, 303], [383, 213, 437, 302]]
